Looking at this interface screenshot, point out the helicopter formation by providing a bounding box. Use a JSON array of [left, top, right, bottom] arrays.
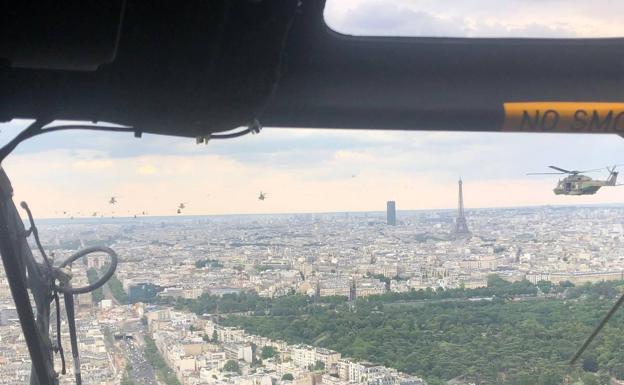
[[528, 165, 622, 196], [54, 164, 623, 220], [56, 191, 269, 219]]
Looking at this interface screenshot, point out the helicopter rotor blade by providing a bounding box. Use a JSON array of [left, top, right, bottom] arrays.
[[527, 172, 565, 175], [549, 166, 572, 173], [577, 167, 606, 173]]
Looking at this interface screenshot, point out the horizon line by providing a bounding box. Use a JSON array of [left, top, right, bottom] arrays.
[[28, 200, 624, 221]]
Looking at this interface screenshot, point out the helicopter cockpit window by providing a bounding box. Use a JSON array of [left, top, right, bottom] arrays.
[[324, 0, 624, 38]]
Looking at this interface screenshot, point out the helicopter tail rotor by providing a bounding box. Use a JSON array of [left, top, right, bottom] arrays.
[[607, 165, 619, 186]]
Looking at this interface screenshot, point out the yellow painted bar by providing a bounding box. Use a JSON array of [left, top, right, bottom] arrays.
[[503, 102, 624, 133]]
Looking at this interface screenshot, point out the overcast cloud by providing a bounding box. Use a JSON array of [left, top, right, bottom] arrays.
[[1, 119, 623, 217], [325, 0, 624, 38]]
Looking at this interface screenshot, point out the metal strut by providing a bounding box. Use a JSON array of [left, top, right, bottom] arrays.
[[0, 168, 56, 385], [570, 292, 624, 365], [0, 167, 118, 385]]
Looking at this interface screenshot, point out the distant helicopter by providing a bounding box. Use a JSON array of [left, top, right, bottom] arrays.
[[528, 165, 620, 195], [109, 196, 118, 205], [258, 191, 267, 201]]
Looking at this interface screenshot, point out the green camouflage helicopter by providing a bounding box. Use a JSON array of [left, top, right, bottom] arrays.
[[528, 165, 621, 195]]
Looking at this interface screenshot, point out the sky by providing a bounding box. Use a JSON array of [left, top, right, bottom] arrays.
[[2, 1, 624, 218], [2, 120, 624, 218], [324, 0, 624, 38]]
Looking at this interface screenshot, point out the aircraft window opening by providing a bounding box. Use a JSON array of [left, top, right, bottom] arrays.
[[1, 125, 624, 385]]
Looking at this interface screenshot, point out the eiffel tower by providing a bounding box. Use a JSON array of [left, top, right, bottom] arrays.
[[454, 178, 470, 238]]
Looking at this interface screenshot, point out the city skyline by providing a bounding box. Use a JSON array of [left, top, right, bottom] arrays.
[[2, 181, 624, 384]]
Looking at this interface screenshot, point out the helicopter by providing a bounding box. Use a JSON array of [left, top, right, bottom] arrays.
[[108, 196, 118, 205], [528, 165, 620, 195], [258, 191, 267, 201]]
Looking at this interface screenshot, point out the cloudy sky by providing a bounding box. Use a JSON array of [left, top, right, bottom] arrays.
[[325, 0, 624, 38], [2, 1, 624, 218], [2, 120, 623, 218]]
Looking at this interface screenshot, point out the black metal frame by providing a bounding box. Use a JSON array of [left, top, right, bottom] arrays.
[[0, 168, 55, 385], [3, 0, 624, 136]]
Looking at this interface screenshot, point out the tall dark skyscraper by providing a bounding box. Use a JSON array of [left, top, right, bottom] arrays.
[[454, 179, 470, 237], [387, 201, 396, 226]]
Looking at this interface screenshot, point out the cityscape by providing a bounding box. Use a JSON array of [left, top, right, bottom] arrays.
[[2, 180, 624, 384]]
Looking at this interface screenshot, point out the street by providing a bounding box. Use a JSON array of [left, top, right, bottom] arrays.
[[120, 338, 158, 385]]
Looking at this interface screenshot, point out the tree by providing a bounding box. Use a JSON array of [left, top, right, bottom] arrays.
[[282, 373, 294, 381], [121, 365, 136, 385], [583, 355, 599, 373], [581, 373, 599, 385], [195, 259, 224, 269], [212, 330, 218, 342], [106, 272, 129, 304], [536, 280, 552, 294], [223, 360, 241, 374], [308, 360, 325, 371], [87, 268, 104, 302], [121, 372, 136, 385], [143, 335, 181, 385], [597, 371, 611, 385], [261, 346, 277, 359], [251, 343, 261, 365], [217, 279, 624, 385]]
